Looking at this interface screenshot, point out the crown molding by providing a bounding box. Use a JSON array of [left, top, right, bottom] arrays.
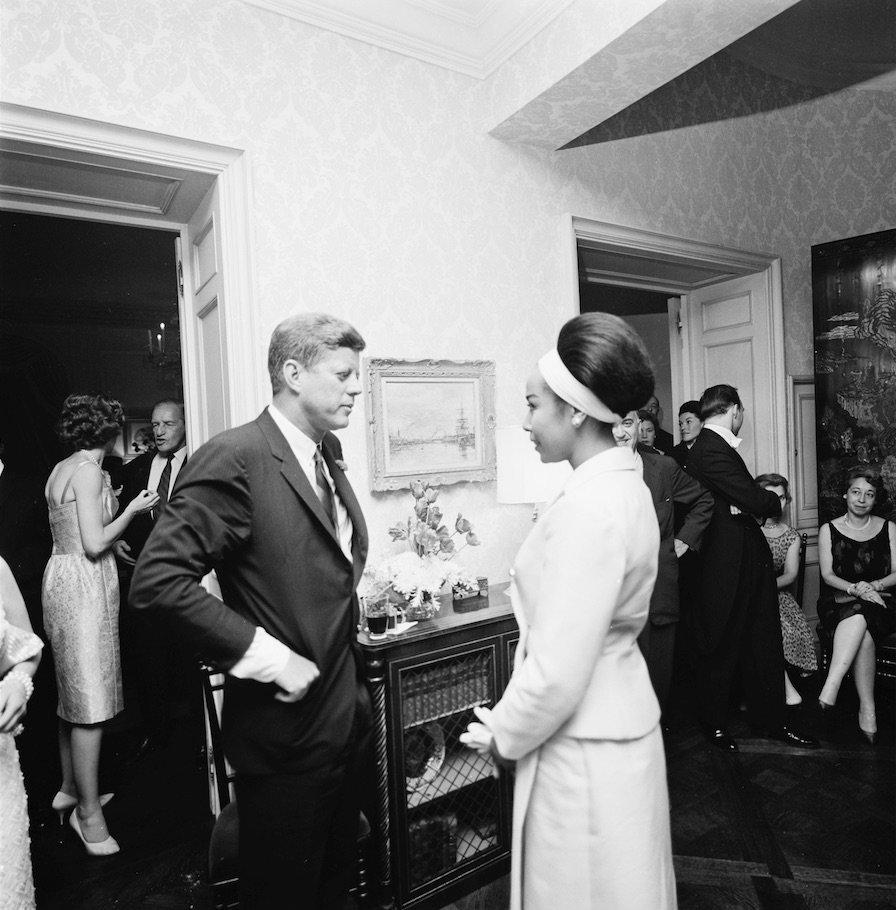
[[241, 0, 573, 79]]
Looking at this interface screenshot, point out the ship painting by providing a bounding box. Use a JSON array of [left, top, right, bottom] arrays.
[[383, 379, 481, 473]]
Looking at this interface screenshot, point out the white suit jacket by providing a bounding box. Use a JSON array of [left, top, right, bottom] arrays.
[[490, 445, 661, 761]]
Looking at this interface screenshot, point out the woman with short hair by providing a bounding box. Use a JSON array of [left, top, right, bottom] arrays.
[[42, 394, 158, 854], [817, 467, 895, 744]]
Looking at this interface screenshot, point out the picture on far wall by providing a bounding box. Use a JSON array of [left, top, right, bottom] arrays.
[[365, 359, 496, 491], [811, 228, 896, 523]]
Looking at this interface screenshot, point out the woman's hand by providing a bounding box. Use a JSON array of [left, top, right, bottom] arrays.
[[0, 674, 29, 734], [127, 489, 160, 515], [858, 588, 886, 607], [460, 705, 495, 757]]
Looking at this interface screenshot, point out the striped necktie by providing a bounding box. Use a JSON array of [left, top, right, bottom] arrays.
[[314, 447, 338, 530]]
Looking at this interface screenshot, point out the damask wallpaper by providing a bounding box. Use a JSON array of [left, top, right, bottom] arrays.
[[2, 0, 895, 579]]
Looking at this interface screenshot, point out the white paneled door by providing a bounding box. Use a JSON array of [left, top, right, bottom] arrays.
[[681, 271, 785, 478], [177, 181, 230, 448]]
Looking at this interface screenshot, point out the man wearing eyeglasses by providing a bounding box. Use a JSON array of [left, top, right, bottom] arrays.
[[115, 398, 188, 759]]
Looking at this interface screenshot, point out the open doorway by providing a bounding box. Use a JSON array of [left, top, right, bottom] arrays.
[[572, 216, 789, 481]]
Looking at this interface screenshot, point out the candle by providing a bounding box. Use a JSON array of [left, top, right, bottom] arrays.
[[147, 329, 153, 353], [157, 333, 162, 353], [160, 322, 166, 353]]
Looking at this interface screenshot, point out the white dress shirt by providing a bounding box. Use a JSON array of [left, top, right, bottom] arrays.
[[703, 422, 742, 449], [229, 404, 355, 683], [147, 445, 188, 495]]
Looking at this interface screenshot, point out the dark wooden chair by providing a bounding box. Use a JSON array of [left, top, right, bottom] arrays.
[[200, 664, 372, 910]]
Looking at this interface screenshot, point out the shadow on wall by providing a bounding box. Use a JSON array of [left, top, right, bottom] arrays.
[[563, 0, 896, 149]]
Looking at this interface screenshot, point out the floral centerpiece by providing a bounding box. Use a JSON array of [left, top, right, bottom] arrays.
[[362, 480, 481, 620]]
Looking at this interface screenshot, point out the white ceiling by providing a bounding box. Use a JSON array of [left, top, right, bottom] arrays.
[[242, 0, 575, 78]]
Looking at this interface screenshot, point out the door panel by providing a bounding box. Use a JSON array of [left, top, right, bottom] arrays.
[[177, 182, 229, 448], [683, 272, 776, 477]]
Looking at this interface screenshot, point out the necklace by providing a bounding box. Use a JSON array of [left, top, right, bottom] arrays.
[[82, 450, 102, 467], [844, 514, 872, 531]]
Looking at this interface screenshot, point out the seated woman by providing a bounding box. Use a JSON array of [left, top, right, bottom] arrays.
[[817, 467, 895, 744], [755, 473, 818, 707]]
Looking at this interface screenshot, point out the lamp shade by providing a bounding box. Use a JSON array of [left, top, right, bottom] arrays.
[[496, 426, 570, 505]]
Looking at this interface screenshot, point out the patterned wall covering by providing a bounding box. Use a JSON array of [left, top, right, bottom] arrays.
[[2, 0, 895, 581]]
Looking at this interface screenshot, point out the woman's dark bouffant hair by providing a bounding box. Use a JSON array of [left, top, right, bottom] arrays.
[[756, 472, 791, 503], [557, 312, 655, 421], [56, 394, 124, 451]]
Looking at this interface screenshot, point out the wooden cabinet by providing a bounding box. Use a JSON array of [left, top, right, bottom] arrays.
[[360, 585, 517, 909]]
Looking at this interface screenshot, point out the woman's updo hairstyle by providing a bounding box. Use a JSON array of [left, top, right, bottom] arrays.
[[56, 394, 125, 451], [556, 312, 655, 421]]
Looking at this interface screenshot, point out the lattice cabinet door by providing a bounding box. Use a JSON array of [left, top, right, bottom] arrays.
[[389, 640, 509, 904]]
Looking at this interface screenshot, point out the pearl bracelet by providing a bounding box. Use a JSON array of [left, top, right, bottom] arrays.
[[2, 668, 34, 703]]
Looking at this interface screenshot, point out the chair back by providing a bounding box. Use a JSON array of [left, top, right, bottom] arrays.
[[200, 662, 236, 814], [794, 532, 808, 607]]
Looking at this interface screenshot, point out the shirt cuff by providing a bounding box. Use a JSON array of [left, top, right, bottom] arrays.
[[228, 627, 291, 683]]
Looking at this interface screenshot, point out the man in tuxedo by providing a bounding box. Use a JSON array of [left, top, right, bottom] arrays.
[[131, 313, 371, 909], [612, 412, 713, 714], [115, 399, 188, 757], [678, 385, 816, 751]]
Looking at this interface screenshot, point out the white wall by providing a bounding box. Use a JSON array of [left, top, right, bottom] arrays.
[[3, 0, 895, 583]]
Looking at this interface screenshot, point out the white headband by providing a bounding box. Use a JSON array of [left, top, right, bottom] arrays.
[[538, 349, 621, 424]]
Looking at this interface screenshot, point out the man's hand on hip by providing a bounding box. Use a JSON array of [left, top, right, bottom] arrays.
[[273, 652, 320, 703]]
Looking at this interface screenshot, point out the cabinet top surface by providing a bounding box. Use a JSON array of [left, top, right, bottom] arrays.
[[358, 582, 514, 651]]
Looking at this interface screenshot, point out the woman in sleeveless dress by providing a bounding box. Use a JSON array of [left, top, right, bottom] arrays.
[[0, 557, 43, 910], [42, 394, 158, 854], [817, 467, 895, 744], [756, 474, 818, 709]]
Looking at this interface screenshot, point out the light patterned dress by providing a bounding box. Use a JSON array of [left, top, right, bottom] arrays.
[[41, 461, 124, 723], [0, 601, 43, 909], [765, 526, 818, 672]]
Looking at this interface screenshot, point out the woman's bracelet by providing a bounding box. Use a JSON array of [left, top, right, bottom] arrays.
[[2, 668, 34, 703], [847, 583, 857, 596]]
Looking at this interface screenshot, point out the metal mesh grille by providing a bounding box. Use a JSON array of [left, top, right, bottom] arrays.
[[400, 651, 502, 890]]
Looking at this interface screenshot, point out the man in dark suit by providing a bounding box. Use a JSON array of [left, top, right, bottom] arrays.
[[612, 412, 713, 714], [678, 384, 815, 751], [670, 399, 702, 467], [643, 394, 674, 455], [115, 399, 188, 756], [131, 313, 370, 909]]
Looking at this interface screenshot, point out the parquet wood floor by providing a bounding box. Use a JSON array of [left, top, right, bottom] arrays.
[[25, 690, 894, 909]]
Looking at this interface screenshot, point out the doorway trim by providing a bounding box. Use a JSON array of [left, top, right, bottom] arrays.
[[0, 102, 262, 440], [565, 214, 788, 476]]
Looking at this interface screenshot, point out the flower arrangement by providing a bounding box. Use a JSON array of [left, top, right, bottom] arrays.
[[362, 480, 481, 618]]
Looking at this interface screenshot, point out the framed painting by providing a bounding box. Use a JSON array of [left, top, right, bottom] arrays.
[[120, 416, 155, 462], [812, 228, 896, 523], [365, 359, 497, 491]]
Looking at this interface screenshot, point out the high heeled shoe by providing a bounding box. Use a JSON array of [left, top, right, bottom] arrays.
[[858, 712, 878, 745], [69, 808, 120, 856], [52, 791, 114, 826]]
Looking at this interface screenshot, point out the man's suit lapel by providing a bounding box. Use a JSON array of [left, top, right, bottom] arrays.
[[0, 470, 13, 514], [256, 411, 343, 548]]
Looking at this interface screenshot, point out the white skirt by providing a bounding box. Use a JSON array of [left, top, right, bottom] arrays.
[[522, 725, 676, 910]]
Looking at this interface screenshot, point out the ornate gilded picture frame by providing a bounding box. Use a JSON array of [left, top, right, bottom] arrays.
[[365, 359, 497, 491]]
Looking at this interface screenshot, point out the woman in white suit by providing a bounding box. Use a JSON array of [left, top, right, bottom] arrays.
[[463, 312, 676, 909]]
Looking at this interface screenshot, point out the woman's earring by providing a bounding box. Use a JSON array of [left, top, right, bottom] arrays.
[[572, 415, 583, 428]]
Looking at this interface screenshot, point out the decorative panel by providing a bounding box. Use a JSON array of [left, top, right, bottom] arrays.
[[703, 338, 758, 474], [199, 298, 227, 439], [192, 217, 218, 294], [701, 292, 752, 333]]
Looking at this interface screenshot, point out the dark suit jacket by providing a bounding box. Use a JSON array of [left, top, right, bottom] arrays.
[[654, 426, 674, 456], [639, 447, 713, 625], [118, 452, 155, 560], [676, 428, 781, 652], [0, 465, 51, 599], [130, 409, 368, 775]]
